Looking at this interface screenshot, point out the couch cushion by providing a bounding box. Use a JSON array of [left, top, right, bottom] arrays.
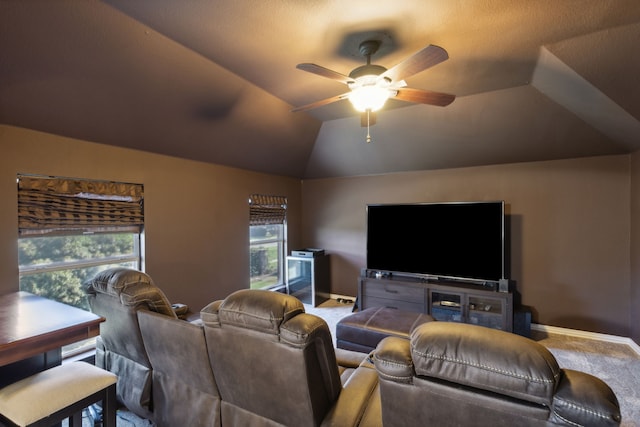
[[410, 322, 561, 406]]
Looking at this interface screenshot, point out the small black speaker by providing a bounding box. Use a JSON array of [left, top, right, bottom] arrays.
[[514, 308, 532, 337]]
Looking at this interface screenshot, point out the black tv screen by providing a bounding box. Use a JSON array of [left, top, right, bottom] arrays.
[[366, 201, 505, 283]]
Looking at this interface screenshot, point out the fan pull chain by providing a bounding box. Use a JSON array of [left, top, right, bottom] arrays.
[[366, 109, 372, 143]]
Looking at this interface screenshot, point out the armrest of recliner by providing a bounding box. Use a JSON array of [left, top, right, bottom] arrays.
[[550, 369, 621, 426], [336, 348, 376, 386], [171, 303, 189, 319], [320, 364, 380, 427], [200, 300, 223, 327], [373, 336, 414, 384], [335, 347, 369, 369]]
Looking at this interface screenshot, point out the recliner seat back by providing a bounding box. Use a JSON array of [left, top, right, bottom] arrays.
[[201, 289, 343, 427]]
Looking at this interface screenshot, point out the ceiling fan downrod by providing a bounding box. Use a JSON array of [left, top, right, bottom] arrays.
[[359, 40, 380, 65]]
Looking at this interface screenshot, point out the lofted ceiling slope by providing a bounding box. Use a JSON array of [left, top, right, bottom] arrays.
[[1, 0, 639, 178]]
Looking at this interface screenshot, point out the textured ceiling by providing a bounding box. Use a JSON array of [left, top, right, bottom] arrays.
[[1, 0, 639, 178]]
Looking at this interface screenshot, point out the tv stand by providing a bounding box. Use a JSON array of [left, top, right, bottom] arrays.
[[358, 269, 513, 332]]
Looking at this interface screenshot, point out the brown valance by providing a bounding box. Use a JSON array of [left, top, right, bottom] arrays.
[[17, 175, 144, 236], [249, 194, 287, 226]]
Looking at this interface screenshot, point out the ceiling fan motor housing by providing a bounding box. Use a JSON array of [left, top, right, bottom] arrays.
[[349, 64, 388, 80]]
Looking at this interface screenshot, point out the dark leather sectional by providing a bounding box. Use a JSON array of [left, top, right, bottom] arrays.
[[85, 268, 621, 426]]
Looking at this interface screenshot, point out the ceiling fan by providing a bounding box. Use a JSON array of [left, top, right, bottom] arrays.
[[292, 40, 456, 142]]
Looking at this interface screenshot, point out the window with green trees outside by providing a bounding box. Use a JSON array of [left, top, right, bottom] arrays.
[[18, 233, 142, 311], [17, 174, 145, 357], [249, 224, 285, 290]]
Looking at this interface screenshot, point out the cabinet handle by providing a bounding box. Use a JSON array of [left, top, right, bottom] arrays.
[[386, 306, 398, 310], [385, 289, 398, 294]]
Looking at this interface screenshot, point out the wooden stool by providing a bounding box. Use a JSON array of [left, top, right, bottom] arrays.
[[0, 361, 117, 427]]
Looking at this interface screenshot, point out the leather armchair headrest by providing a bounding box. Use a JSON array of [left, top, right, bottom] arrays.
[[85, 268, 176, 318], [410, 322, 561, 406], [201, 289, 304, 335]]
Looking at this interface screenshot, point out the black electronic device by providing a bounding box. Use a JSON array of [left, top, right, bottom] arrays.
[[366, 201, 506, 286]]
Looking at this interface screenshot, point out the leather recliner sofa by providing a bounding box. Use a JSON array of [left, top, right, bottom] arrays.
[[373, 321, 621, 427], [200, 289, 382, 427], [86, 269, 381, 427], [85, 268, 178, 419], [85, 268, 221, 427]]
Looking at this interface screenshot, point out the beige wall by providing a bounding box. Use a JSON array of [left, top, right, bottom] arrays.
[[0, 125, 302, 311], [302, 155, 631, 336], [1, 124, 635, 338]]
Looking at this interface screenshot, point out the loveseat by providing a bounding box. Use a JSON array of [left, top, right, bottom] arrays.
[[374, 321, 621, 426]]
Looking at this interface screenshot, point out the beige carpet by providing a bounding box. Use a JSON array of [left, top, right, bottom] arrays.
[[533, 330, 640, 427], [305, 298, 356, 346]]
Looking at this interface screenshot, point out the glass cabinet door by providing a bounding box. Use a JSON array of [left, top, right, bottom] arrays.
[[468, 296, 504, 329], [287, 257, 313, 305], [430, 291, 463, 322]]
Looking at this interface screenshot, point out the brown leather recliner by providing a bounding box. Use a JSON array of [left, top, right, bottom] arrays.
[[374, 321, 622, 427], [85, 268, 177, 419], [201, 289, 381, 427]]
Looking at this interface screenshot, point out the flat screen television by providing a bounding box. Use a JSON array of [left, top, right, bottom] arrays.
[[366, 201, 506, 284]]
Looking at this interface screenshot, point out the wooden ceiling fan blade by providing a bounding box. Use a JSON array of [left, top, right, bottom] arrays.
[[296, 63, 354, 85], [291, 92, 350, 112], [394, 87, 456, 107], [381, 45, 449, 82], [360, 111, 377, 127]]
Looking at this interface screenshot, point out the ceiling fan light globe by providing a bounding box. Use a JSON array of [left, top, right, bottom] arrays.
[[348, 85, 390, 112], [348, 75, 393, 112]]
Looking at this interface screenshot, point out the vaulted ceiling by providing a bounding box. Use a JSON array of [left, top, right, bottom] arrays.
[[2, 1, 639, 178]]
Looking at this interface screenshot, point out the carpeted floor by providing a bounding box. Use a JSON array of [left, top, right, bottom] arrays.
[[74, 298, 639, 426], [533, 330, 640, 426]]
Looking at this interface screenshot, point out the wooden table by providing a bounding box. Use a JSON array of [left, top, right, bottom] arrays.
[[0, 291, 104, 386]]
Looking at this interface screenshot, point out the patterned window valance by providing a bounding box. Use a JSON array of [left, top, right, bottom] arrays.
[[248, 194, 287, 226], [17, 174, 144, 236]]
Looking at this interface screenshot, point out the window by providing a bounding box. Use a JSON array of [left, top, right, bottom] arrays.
[[17, 174, 144, 357], [249, 194, 287, 290], [18, 233, 141, 310]]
